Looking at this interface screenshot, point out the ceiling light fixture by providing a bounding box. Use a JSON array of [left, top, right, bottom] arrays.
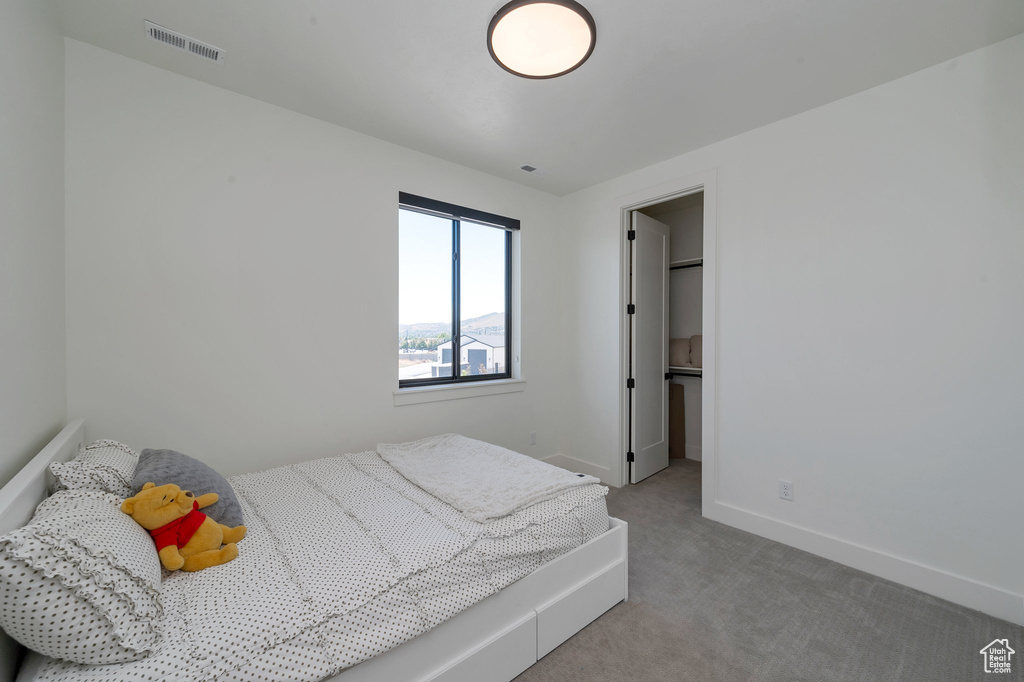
[[487, 0, 596, 79]]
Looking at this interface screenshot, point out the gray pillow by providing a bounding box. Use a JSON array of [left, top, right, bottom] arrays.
[[131, 449, 243, 528]]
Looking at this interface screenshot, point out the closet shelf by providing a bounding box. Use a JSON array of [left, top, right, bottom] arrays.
[[669, 258, 703, 270], [668, 366, 702, 377]]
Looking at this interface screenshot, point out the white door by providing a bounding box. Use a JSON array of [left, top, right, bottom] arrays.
[[630, 211, 670, 483]]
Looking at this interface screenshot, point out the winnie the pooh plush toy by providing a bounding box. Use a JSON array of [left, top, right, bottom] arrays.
[[121, 482, 247, 572]]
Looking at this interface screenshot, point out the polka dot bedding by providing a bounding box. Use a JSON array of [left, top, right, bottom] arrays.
[[49, 440, 139, 498], [0, 490, 163, 665], [28, 451, 609, 682]]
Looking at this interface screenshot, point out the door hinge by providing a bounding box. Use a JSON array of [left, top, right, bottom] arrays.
[[627, 229, 636, 241], [626, 451, 635, 462], [627, 303, 635, 315], [626, 378, 635, 389]]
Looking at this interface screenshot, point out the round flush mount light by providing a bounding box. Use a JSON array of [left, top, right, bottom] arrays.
[[487, 0, 596, 79]]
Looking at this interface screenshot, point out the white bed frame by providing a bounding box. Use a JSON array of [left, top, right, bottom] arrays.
[[0, 421, 628, 682]]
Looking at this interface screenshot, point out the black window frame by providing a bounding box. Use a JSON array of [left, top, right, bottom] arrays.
[[398, 192, 517, 388]]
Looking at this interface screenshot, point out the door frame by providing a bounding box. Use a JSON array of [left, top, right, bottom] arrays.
[[618, 169, 718, 510]]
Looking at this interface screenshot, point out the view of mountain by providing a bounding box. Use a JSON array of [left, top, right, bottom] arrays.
[[399, 312, 505, 338]]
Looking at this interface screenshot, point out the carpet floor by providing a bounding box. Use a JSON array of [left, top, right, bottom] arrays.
[[515, 459, 1023, 682]]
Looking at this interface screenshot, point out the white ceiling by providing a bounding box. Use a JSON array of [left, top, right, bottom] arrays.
[[56, 1, 1024, 195]]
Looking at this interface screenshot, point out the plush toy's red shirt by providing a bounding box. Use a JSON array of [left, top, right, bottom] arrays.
[[149, 501, 207, 551]]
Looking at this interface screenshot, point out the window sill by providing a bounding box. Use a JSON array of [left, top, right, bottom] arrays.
[[394, 379, 526, 406]]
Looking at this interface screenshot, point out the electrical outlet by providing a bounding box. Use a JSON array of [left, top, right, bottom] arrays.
[[529, 432, 537, 446], [778, 480, 793, 501]]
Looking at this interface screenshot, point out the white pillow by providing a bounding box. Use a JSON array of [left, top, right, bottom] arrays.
[[49, 439, 138, 498], [0, 489, 163, 664]]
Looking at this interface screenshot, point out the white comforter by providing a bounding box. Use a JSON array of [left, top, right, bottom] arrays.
[[377, 434, 600, 522], [33, 447, 608, 682]]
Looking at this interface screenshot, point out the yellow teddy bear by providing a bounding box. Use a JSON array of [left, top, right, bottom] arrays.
[[121, 482, 247, 572]]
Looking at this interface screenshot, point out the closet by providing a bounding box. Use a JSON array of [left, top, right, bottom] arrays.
[[627, 191, 703, 483], [661, 193, 703, 462]]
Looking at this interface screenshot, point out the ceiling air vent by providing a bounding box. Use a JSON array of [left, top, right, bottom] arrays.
[[145, 21, 225, 64], [520, 164, 550, 177]]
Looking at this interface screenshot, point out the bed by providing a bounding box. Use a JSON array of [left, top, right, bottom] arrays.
[[0, 421, 628, 682]]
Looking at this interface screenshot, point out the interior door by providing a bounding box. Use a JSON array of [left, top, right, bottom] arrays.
[[630, 211, 670, 483]]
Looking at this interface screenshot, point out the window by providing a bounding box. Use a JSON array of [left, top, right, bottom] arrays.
[[398, 192, 516, 388]]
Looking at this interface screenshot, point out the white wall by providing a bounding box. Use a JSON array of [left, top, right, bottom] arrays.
[[560, 33, 1024, 622], [64, 41, 566, 477], [664, 206, 704, 339], [0, 2, 66, 488]]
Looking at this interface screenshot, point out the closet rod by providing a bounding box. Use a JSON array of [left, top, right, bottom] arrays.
[[669, 259, 703, 271]]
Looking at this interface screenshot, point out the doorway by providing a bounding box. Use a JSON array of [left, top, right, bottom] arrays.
[[622, 182, 715, 491]]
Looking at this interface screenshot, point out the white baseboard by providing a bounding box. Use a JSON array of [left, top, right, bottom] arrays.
[[541, 454, 613, 484], [704, 500, 1024, 626], [684, 444, 702, 461]]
